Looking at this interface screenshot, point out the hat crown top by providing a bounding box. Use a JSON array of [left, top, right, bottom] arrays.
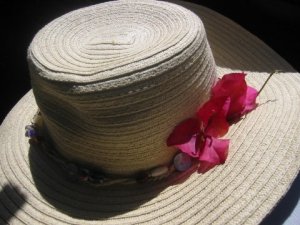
[[29, 0, 202, 85]]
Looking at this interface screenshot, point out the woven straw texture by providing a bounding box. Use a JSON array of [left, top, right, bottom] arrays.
[[1, 0, 300, 224], [27, 0, 216, 176]]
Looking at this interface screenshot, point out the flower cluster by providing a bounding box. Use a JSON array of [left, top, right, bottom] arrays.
[[167, 73, 258, 173]]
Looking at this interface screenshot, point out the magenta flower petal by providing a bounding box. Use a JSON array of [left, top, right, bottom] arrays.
[[167, 118, 199, 146], [198, 137, 229, 173], [211, 73, 259, 122], [196, 100, 217, 128], [212, 73, 247, 101], [205, 97, 231, 137], [242, 86, 258, 114], [175, 136, 199, 158], [212, 73, 247, 120], [197, 97, 230, 138]]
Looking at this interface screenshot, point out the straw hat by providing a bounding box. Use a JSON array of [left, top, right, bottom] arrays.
[[1, 0, 299, 224]]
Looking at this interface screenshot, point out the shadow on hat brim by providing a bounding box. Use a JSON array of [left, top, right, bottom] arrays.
[[28, 143, 161, 220], [0, 184, 27, 223], [28, 141, 194, 220], [1, 1, 300, 224], [261, 171, 300, 225]]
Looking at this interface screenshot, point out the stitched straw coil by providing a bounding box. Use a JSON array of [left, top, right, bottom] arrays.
[[27, 0, 216, 175], [1, 1, 300, 224]]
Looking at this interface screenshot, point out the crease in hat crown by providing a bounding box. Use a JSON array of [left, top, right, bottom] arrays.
[[27, 0, 217, 176]]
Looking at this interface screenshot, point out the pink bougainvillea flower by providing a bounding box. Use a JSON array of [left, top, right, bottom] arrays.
[[167, 97, 231, 173], [167, 72, 258, 174], [197, 137, 229, 173], [167, 97, 230, 155], [175, 135, 230, 173], [212, 73, 258, 122]]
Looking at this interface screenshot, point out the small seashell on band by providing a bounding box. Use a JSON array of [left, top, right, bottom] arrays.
[[148, 166, 169, 177], [174, 152, 192, 172]]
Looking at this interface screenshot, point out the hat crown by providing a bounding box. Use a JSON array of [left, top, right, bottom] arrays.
[[27, 0, 217, 176]]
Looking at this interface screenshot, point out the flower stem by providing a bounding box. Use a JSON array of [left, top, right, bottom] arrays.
[[258, 70, 280, 96]]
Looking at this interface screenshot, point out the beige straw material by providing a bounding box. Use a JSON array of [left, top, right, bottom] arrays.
[[28, 0, 217, 175], [1, 0, 300, 224]]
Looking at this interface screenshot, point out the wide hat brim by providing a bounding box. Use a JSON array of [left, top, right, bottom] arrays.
[[1, 1, 300, 224]]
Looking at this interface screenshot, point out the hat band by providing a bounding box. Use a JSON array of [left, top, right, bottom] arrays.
[[25, 111, 197, 186]]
